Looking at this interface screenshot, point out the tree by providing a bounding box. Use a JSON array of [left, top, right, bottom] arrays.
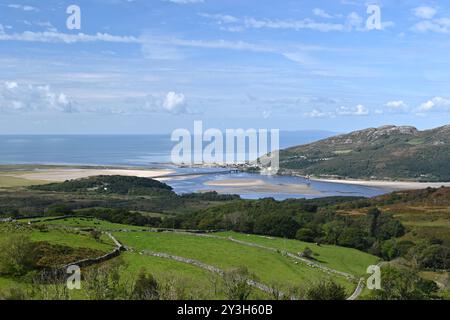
[[222, 267, 253, 300], [254, 214, 300, 238], [367, 207, 381, 237], [132, 269, 159, 300], [410, 244, 450, 270], [305, 279, 347, 300], [379, 239, 399, 261], [337, 228, 369, 250], [295, 228, 316, 242], [370, 266, 438, 300]]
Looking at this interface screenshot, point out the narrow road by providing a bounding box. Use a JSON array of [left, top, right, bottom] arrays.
[[346, 278, 365, 300]]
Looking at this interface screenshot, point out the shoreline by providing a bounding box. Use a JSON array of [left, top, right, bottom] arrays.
[[308, 177, 450, 191], [3, 163, 450, 194], [0, 165, 175, 183]]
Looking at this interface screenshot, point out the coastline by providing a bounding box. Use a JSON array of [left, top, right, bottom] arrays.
[[0, 165, 175, 183], [3, 163, 450, 197], [309, 177, 450, 191]]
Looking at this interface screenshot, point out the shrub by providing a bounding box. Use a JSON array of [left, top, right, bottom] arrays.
[[301, 247, 314, 259], [222, 267, 253, 300], [304, 279, 347, 300], [0, 234, 38, 276], [132, 269, 159, 300], [90, 230, 102, 242]]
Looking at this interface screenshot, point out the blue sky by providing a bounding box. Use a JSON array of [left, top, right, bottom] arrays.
[[1, 0, 450, 134]]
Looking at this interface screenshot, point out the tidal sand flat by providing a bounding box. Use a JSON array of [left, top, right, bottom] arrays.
[[204, 178, 322, 195], [312, 178, 450, 191], [12, 168, 175, 182]]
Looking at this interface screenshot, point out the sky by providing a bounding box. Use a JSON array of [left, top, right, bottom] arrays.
[[1, 0, 450, 134]]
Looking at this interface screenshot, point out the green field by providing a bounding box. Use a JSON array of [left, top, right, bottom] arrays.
[[113, 231, 358, 293], [215, 232, 379, 276], [0, 223, 115, 253], [34, 217, 147, 232], [0, 217, 381, 299], [119, 253, 268, 300]]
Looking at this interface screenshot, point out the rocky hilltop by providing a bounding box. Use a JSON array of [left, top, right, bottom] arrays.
[[279, 125, 450, 181]]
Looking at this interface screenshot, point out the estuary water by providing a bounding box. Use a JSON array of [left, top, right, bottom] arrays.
[[0, 134, 392, 200]]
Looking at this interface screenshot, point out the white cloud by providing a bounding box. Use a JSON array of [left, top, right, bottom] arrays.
[[412, 18, 450, 34], [141, 34, 324, 64], [130, 92, 195, 115], [413, 6, 437, 19], [242, 17, 345, 32], [356, 104, 369, 115], [198, 13, 239, 24], [163, 91, 187, 114], [0, 81, 75, 113], [200, 13, 347, 32], [0, 31, 140, 44], [200, 10, 394, 33], [386, 100, 408, 112], [313, 8, 334, 19], [303, 109, 334, 118], [346, 12, 364, 31], [411, 7, 450, 34], [8, 4, 38, 12], [304, 104, 370, 118], [4, 81, 18, 89], [0, 28, 317, 64], [417, 97, 450, 112], [337, 104, 369, 116], [0, 28, 333, 66]]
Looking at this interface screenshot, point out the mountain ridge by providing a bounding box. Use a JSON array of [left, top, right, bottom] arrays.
[[278, 124, 450, 182]]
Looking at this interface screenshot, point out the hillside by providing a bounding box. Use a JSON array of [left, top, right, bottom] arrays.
[[30, 175, 173, 195], [0, 217, 378, 300], [334, 187, 450, 272], [0, 182, 446, 300], [279, 125, 450, 181]]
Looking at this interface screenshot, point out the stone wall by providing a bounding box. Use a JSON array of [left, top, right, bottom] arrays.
[[60, 232, 124, 271]]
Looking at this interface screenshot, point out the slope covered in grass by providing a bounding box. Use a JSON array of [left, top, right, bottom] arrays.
[[114, 231, 355, 292], [36, 217, 146, 231], [216, 231, 379, 277]]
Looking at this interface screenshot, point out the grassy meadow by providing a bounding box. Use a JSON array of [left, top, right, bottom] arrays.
[[113, 231, 358, 293], [215, 231, 379, 277], [0, 217, 378, 299]]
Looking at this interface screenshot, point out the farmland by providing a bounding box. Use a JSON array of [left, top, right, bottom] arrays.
[[0, 217, 373, 300]]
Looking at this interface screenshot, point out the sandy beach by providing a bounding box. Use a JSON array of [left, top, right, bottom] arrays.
[[311, 177, 450, 191], [15, 168, 175, 182], [205, 178, 321, 195]]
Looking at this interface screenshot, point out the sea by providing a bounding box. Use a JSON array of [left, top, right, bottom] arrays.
[[0, 134, 393, 200]]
